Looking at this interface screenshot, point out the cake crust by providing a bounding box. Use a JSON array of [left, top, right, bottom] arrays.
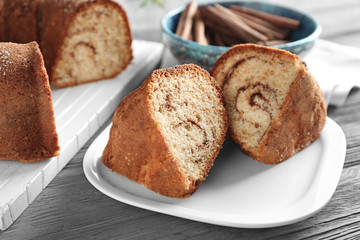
[[0, 42, 60, 162], [103, 64, 228, 198], [255, 68, 326, 164], [211, 44, 326, 164]]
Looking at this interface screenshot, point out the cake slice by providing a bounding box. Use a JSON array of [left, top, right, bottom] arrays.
[[0, 42, 60, 162], [210, 44, 326, 164], [40, 0, 133, 87], [102, 64, 228, 198]]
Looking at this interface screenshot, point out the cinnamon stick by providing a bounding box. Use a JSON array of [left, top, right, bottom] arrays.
[[193, 11, 208, 45], [205, 25, 242, 46], [230, 10, 286, 40], [205, 29, 213, 45], [231, 10, 290, 38], [230, 5, 300, 29], [199, 7, 234, 37], [188, 31, 193, 41], [175, 6, 186, 36], [221, 34, 243, 46], [213, 4, 269, 42], [213, 33, 226, 46], [175, 1, 198, 40], [175, 3, 298, 47]]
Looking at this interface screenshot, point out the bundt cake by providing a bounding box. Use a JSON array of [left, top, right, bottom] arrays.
[[0, 42, 60, 162], [0, 0, 132, 88], [210, 44, 326, 164], [102, 64, 228, 198], [0, 0, 41, 43]]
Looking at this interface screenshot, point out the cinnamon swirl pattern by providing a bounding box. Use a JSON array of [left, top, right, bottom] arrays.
[[211, 44, 326, 164], [103, 64, 228, 198]]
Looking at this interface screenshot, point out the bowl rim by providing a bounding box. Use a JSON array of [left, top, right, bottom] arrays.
[[161, 0, 322, 51]]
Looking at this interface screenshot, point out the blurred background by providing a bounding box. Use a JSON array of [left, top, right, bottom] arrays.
[[118, 0, 360, 48]]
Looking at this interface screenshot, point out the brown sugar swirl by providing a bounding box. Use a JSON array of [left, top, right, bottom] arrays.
[[175, 119, 208, 146], [221, 56, 255, 88], [221, 56, 281, 145], [235, 83, 279, 118], [233, 82, 280, 143]]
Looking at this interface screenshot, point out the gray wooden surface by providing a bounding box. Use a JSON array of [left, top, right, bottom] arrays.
[[1, 0, 360, 239]]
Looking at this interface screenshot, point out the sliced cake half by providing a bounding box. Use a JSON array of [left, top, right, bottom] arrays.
[[41, 0, 133, 87], [102, 64, 228, 198], [211, 44, 326, 164]]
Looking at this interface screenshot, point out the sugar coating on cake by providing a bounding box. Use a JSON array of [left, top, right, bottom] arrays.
[[211, 44, 326, 164], [0, 42, 60, 162], [102, 64, 228, 198]]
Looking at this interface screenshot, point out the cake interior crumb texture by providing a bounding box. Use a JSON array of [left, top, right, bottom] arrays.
[[223, 56, 300, 149], [150, 68, 226, 182]]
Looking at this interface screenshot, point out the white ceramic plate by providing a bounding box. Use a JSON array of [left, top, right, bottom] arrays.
[[83, 117, 346, 228]]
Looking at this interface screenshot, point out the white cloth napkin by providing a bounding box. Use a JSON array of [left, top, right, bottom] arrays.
[[304, 39, 360, 107], [161, 39, 360, 107]]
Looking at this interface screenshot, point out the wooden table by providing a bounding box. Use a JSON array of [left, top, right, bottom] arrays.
[[1, 0, 360, 239]]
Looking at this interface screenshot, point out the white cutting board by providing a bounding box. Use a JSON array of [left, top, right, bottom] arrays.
[[0, 40, 164, 231]]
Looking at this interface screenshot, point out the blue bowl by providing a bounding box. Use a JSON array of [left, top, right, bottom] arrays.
[[161, 1, 322, 68]]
